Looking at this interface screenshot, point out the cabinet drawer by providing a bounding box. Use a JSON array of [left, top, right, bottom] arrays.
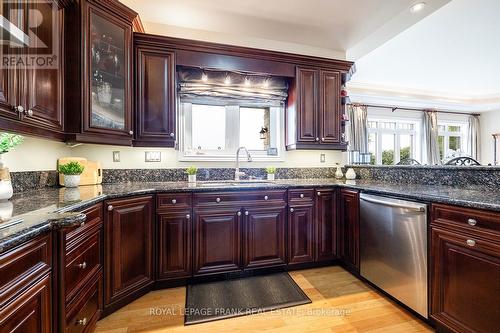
[[432, 204, 500, 242], [157, 193, 192, 211], [66, 273, 102, 333], [194, 190, 286, 207], [65, 231, 101, 303], [0, 234, 51, 303], [65, 203, 103, 245], [288, 189, 315, 204]]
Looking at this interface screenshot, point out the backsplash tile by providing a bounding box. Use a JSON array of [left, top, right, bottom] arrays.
[[10, 171, 58, 193]]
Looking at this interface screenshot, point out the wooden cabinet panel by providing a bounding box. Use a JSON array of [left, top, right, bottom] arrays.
[[296, 67, 318, 143], [339, 189, 359, 272], [288, 204, 314, 265], [157, 211, 192, 280], [65, 272, 102, 333], [0, 273, 52, 333], [104, 196, 153, 309], [315, 189, 337, 261], [243, 205, 286, 269], [430, 227, 500, 333], [319, 70, 340, 144], [135, 47, 176, 146], [193, 207, 242, 276]]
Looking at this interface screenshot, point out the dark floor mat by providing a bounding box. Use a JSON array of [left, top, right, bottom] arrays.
[[185, 272, 311, 325]]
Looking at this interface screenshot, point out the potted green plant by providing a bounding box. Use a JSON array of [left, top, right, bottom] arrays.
[[58, 161, 85, 188], [0, 133, 24, 200], [265, 166, 276, 181], [186, 166, 198, 183]]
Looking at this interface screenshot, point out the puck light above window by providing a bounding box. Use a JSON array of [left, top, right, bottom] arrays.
[[410, 2, 426, 13]]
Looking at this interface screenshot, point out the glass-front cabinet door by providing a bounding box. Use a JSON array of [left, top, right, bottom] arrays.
[[85, 5, 132, 137]]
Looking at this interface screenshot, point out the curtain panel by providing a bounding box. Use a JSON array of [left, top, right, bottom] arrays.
[[467, 115, 480, 161], [347, 104, 368, 153], [422, 111, 441, 165]]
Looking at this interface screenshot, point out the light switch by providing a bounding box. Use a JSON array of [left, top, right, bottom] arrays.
[[145, 151, 161, 162], [320, 154, 326, 163], [112, 151, 120, 162]]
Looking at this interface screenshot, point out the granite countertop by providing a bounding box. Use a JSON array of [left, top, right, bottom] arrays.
[[1, 179, 499, 253]]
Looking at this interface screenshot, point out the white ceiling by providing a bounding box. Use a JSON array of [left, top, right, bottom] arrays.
[[348, 0, 500, 110], [120, 0, 448, 59]]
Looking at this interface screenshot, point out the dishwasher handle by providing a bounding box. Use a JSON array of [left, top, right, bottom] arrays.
[[360, 195, 426, 212]]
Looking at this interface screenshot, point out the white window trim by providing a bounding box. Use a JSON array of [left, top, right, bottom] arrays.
[[178, 103, 285, 162], [437, 120, 469, 160]]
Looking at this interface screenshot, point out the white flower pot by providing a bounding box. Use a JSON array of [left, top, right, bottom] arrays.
[[188, 174, 196, 183], [0, 156, 13, 200], [345, 168, 357, 180], [267, 173, 275, 181], [64, 175, 81, 188]]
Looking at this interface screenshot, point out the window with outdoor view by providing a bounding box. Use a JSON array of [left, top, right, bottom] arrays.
[[438, 123, 467, 162]]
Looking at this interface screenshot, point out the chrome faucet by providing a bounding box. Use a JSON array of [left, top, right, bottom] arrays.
[[235, 147, 252, 181]]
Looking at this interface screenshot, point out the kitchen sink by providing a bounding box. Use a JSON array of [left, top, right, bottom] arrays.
[[198, 180, 274, 187]]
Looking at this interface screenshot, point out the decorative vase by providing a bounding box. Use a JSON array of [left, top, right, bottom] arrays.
[[335, 165, 344, 179], [188, 174, 196, 183], [64, 175, 81, 188], [345, 168, 357, 180], [267, 173, 275, 181], [0, 155, 13, 200]]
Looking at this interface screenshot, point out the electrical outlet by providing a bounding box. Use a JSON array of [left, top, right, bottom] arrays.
[[112, 151, 120, 162], [320, 153, 326, 163], [145, 151, 161, 162]]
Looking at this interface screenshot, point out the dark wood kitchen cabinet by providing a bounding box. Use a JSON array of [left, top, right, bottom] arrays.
[[339, 189, 359, 272], [65, 0, 137, 145], [315, 188, 337, 262], [243, 204, 286, 269], [286, 67, 345, 150], [193, 206, 242, 276], [0, 1, 64, 140], [430, 204, 500, 333], [104, 196, 154, 312], [134, 37, 176, 147], [0, 234, 52, 333], [288, 189, 315, 265], [156, 193, 193, 280]]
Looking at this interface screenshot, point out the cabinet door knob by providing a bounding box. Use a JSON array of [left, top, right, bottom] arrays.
[[107, 205, 113, 211], [129, 130, 134, 135], [237, 211, 242, 216], [467, 218, 477, 226], [245, 211, 249, 216], [26, 109, 33, 117], [170, 132, 175, 137], [16, 105, 24, 113], [317, 191, 321, 196], [300, 193, 304, 198], [76, 318, 88, 326], [315, 137, 319, 142], [171, 199, 177, 204], [466, 239, 476, 247], [264, 195, 269, 200], [321, 138, 325, 142], [186, 214, 190, 219], [216, 197, 221, 203], [77, 262, 87, 269], [290, 208, 294, 213], [80, 221, 85, 227]]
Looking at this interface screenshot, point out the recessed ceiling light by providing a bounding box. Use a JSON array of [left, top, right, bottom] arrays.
[[410, 2, 426, 13]]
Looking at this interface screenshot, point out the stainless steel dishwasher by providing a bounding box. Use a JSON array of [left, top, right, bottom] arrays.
[[359, 193, 428, 318]]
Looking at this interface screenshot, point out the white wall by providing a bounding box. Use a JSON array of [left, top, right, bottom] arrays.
[[2, 136, 344, 172], [479, 110, 500, 165]]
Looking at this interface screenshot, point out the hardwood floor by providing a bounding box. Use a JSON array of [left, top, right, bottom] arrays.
[[95, 266, 433, 333]]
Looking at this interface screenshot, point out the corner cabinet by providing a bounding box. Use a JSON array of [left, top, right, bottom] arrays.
[[65, 0, 136, 145], [134, 36, 176, 147], [286, 67, 345, 150], [104, 196, 154, 313]]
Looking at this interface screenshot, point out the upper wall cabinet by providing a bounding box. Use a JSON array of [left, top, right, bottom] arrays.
[[64, 0, 136, 145], [134, 36, 176, 147], [287, 67, 346, 150], [0, 1, 64, 140]]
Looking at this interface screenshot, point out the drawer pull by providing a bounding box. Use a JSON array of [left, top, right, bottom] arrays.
[[77, 262, 87, 269], [467, 218, 477, 226], [186, 214, 190, 219], [245, 211, 249, 216], [264, 195, 269, 200], [466, 239, 476, 247], [300, 193, 304, 198], [76, 318, 88, 326], [237, 211, 242, 216], [216, 197, 221, 203], [171, 199, 177, 204], [290, 208, 294, 213], [107, 205, 113, 211], [317, 191, 321, 196]]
